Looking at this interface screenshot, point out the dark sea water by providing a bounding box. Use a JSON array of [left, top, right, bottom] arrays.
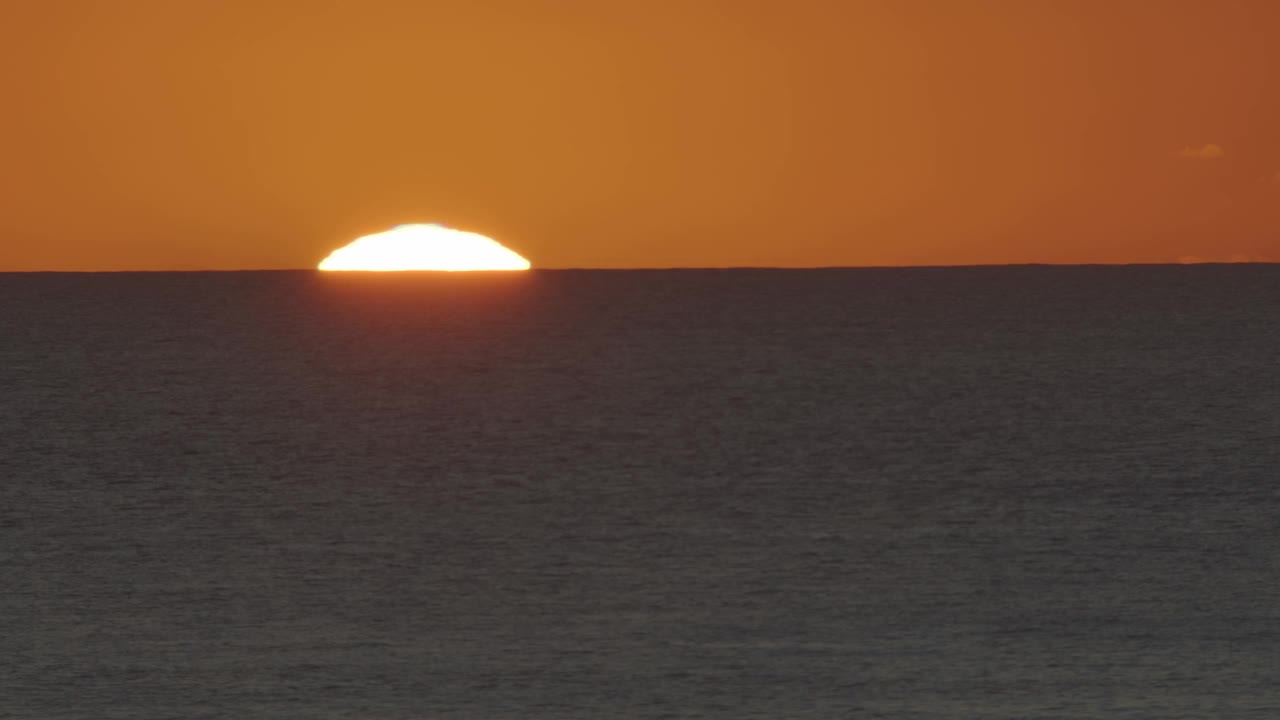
[[3, 266, 1280, 719]]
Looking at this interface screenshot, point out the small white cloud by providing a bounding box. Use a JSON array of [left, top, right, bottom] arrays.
[[1177, 144, 1225, 160]]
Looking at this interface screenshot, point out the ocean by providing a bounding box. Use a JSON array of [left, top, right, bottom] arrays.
[[3, 266, 1279, 719]]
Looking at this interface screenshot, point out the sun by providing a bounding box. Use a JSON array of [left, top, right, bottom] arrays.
[[318, 224, 531, 272]]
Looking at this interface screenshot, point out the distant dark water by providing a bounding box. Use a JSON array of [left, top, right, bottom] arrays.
[[3, 266, 1280, 719]]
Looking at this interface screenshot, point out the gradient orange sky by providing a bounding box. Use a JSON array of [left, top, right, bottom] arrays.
[[2, 0, 1278, 270]]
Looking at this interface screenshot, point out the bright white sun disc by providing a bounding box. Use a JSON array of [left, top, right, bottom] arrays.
[[318, 224, 531, 271]]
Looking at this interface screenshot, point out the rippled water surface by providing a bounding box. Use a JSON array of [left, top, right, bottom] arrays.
[[3, 266, 1280, 719]]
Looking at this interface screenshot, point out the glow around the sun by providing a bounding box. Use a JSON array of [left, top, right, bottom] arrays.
[[318, 224, 531, 272]]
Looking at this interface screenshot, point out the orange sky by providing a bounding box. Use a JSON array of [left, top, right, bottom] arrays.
[[2, 0, 1278, 270]]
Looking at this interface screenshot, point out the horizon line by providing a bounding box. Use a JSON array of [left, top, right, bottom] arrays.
[[1, 261, 1278, 274]]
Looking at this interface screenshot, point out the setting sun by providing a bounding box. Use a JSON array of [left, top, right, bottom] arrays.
[[318, 224, 531, 272]]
